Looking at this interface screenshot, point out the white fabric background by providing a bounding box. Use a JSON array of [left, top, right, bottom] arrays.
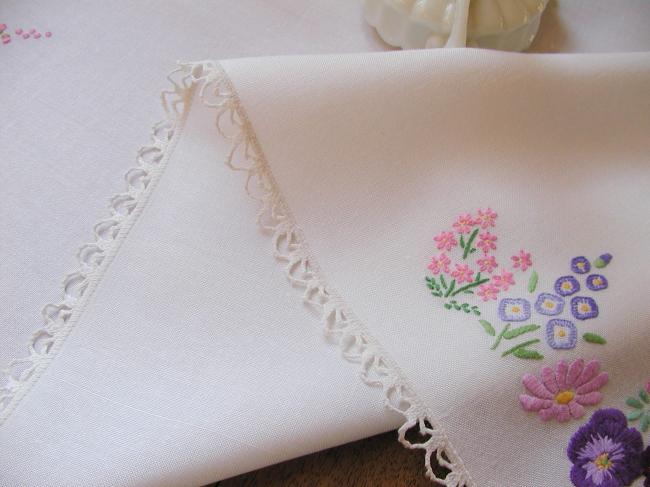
[[1, 1, 650, 486], [226, 49, 650, 485]]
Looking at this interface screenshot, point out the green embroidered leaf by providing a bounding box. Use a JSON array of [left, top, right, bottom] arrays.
[[479, 320, 496, 336], [527, 270, 538, 293], [470, 248, 477, 253], [475, 272, 482, 282], [583, 332, 607, 345], [431, 291, 443, 297], [639, 389, 649, 404], [444, 303, 452, 310], [460, 235, 466, 249], [440, 274, 447, 289], [472, 307, 481, 316], [462, 228, 479, 259], [512, 348, 544, 360], [501, 339, 540, 357], [626, 396, 644, 409], [640, 413, 650, 432], [444, 280, 456, 297], [627, 409, 644, 421], [502, 324, 540, 340]]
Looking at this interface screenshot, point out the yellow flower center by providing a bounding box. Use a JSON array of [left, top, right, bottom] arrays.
[[594, 453, 611, 470], [562, 282, 572, 290], [555, 390, 575, 405], [544, 300, 554, 308], [594, 278, 602, 286], [557, 329, 567, 338], [511, 306, 521, 313], [580, 303, 591, 312], [577, 262, 585, 270]]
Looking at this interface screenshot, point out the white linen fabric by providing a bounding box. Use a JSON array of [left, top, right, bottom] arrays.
[[2, 2, 650, 486]]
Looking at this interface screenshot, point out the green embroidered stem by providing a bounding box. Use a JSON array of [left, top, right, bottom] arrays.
[[527, 270, 538, 293], [502, 324, 540, 339], [583, 332, 607, 345], [444, 279, 456, 297], [440, 274, 448, 289], [490, 324, 511, 350], [450, 277, 489, 297], [462, 228, 479, 260], [501, 339, 541, 357]]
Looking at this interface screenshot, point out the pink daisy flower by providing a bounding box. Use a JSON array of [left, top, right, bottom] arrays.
[[452, 213, 475, 234], [427, 253, 451, 275], [433, 231, 458, 251], [477, 283, 499, 301], [476, 232, 497, 254], [475, 208, 497, 229], [519, 358, 608, 422], [511, 250, 533, 271], [492, 270, 515, 291], [451, 263, 474, 284], [476, 255, 498, 273]]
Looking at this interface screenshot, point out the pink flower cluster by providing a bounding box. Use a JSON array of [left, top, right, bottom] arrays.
[[428, 208, 534, 302], [0, 23, 52, 45]]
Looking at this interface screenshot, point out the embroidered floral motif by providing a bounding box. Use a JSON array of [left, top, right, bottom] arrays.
[[498, 298, 531, 322], [477, 283, 499, 302], [594, 253, 613, 269], [453, 213, 475, 234], [477, 231, 497, 254], [427, 253, 451, 275], [535, 292, 565, 316], [511, 250, 533, 271], [492, 269, 515, 291], [451, 263, 474, 284], [571, 296, 600, 320], [433, 231, 457, 251], [586, 274, 609, 291], [546, 319, 578, 350], [572, 256, 592, 274], [520, 358, 608, 422], [555, 275, 581, 296], [475, 207, 497, 229], [625, 384, 650, 433], [567, 409, 644, 487], [476, 255, 498, 273]]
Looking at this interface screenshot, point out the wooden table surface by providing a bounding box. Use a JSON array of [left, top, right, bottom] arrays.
[[214, 431, 435, 487]]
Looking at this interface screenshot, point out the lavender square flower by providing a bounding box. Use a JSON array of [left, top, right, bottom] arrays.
[[534, 293, 565, 316], [498, 298, 531, 322], [545, 319, 577, 349], [571, 256, 591, 274], [586, 274, 608, 291], [555, 276, 580, 297], [571, 296, 599, 320]]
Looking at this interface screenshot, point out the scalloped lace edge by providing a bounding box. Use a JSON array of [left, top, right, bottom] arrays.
[[0, 70, 195, 424], [183, 60, 475, 486]]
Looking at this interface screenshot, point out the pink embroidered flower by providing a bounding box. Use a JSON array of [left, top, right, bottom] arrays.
[[452, 213, 475, 234], [492, 270, 515, 291], [519, 358, 608, 423], [511, 250, 533, 271], [427, 253, 451, 275], [433, 231, 458, 251], [476, 255, 498, 273], [476, 232, 497, 254], [451, 263, 474, 284], [475, 208, 497, 229], [477, 283, 499, 301]]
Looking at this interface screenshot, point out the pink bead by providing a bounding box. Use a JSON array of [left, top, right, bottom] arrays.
[[2, 37, 10, 45], [29, 28, 35, 34], [15, 28, 23, 35], [0, 23, 6, 31], [45, 31, 52, 38], [22, 33, 29, 39], [34, 32, 41, 39]]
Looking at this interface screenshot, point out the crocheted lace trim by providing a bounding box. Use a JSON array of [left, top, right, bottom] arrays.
[[181, 60, 474, 486], [0, 70, 195, 424]]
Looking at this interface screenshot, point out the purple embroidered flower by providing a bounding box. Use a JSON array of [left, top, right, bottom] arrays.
[[586, 274, 609, 291], [571, 296, 599, 320], [594, 253, 613, 269], [556, 276, 581, 296], [567, 408, 644, 487], [572, 256, 592, 274], [546, 319, 578, 349], [498, 298, 531, 322], [535, 293, 565, 316]]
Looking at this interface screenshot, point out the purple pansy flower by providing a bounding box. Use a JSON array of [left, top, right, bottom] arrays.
[[572, 256, 592, 274], [535, 293, 565, 316], [556, 276, 581, 296], [567, 408, 644, 487], [587, 274, 609, 291], [571, 296, 599, 320], [546, 319, 578, 349], [498, 298, 531, 322]]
